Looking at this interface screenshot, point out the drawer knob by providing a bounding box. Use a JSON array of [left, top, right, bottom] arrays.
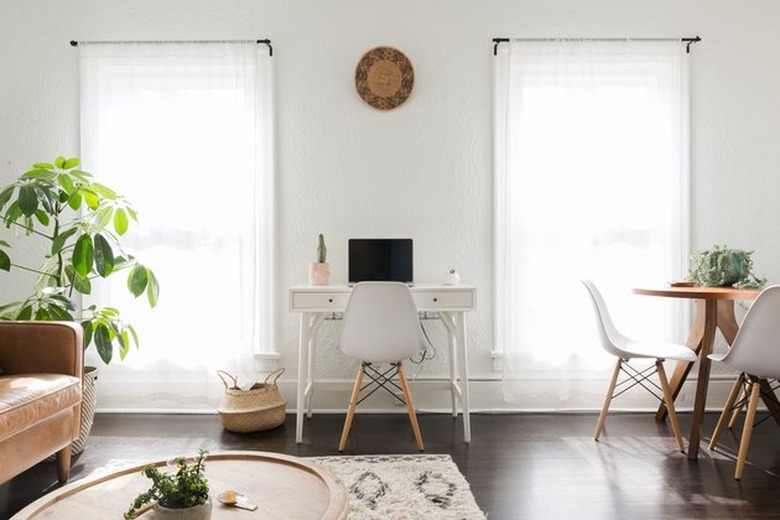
[[328, 298, 333, 303], [433, 297, 438, 302]]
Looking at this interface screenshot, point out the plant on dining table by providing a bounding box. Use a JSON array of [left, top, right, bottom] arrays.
[[687, 245, 766, 289], [0, 156, 159, 364]]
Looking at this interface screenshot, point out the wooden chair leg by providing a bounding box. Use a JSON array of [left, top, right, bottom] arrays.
[[56, 445, 72, 483], [657, 360, 685, 453], [339, 362, 365, 452], [397, 362, 424, 451], [595, 358, 622, 441], [728, 382, 749, 429], [709, 374, 745, 450], [735, 380, 762, 480]]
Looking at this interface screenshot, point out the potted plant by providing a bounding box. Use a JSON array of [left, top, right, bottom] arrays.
[[0, 156, 159, 454], [125, 449, 211, 520], [308, 233, 331, 285], [688, 245, 766, 288]]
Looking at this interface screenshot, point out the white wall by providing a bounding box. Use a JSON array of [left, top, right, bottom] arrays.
[[2, 0, 780, 411]]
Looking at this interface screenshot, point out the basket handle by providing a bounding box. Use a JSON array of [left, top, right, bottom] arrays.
[[264, 367, 285, 386], [217, 369, 239, 389]]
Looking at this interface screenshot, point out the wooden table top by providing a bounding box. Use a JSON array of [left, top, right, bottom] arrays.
[[13, 451, 349, 520], [633, 285, 760, 300]]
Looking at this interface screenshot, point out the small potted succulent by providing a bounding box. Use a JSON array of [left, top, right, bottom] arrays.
[[308, 233, 331, 285], [125, 449, 211, 520]]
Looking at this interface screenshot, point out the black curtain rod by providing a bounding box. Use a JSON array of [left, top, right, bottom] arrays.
[[70, 39, 273, 56], [492, 36, 701, 55]]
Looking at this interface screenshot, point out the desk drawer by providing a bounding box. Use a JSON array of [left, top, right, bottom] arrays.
[[414, 290, 475, 310], [290, 292, 350, 311]]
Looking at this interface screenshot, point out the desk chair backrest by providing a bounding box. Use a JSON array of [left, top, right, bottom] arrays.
[[717, 285, 780, 379], [581, 279, 632, 357], [339, 282, 426, 364]]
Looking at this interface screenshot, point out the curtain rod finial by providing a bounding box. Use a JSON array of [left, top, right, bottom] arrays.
[[70, 40, 78, 47]]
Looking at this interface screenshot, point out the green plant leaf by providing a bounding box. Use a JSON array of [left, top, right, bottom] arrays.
[[57, 173, 75, 194], [34, 209, 50, 226], [22, 168, 56, 180], [17, 305, 32, 320], [62, 157, 80, 169], [73, 274, 92, 294], [89, 183, 116, 200], [95, 206, 113, 229], [0, 250, 10, 271], [68, 192, 82, 210], [113, 208, 129, 235], [51, 227, 79, 255], [146, 269, 160, 308], [34, 307, 51, 320], [82, 320, 93, 349], [18, 185, 38, 217], [69, 169, 92, 182], [33, 162, 55, 169], [54, 156, 66, 169], [72, 233, 94, 277], [4, 202, 22, 227], [128, 265, 149, 297], [82, 189, 99, 210], [0, 186, 15, 211], [93, 233, 115, 277], [47, 304, 74, 321], [128, 324, 139, 347], [94, 323, 113, 364]]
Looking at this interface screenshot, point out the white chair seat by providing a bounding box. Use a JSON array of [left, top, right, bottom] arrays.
[[614, 340, 697, 363]]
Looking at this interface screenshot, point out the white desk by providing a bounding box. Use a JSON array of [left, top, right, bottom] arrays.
[[289, 283, 477, 444]]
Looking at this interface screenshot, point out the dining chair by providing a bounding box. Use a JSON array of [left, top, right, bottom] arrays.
[[707, 285, 780, 479], [582, 280, 697, 452], [338, 282, 426, 452]]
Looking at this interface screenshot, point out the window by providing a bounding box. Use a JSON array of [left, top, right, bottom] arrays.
[[80, 41, 275, 410], [494, 40, 689, 406]]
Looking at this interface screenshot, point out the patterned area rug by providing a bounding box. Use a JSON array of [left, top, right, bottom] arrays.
[[310, 454, 486, 520]]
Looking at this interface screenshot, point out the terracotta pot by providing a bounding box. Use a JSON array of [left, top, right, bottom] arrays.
[[154, 497, 212, 520], [308, 262, 331, 285]]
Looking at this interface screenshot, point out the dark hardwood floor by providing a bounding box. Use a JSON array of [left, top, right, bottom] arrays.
[[2, 411, 780, 519]]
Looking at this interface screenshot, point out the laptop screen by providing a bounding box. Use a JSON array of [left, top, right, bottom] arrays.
[[348, 238, 413, 284]]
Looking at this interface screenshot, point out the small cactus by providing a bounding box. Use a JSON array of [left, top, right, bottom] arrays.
[[317, 233, 327, 263]]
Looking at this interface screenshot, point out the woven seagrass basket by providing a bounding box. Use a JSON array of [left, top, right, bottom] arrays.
[[217, 368, 286, 433]]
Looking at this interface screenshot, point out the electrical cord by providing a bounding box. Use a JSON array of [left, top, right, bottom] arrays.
[[410, 316, 437, 365]]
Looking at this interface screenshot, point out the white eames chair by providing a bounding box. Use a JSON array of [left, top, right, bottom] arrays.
[[338, 282, 427, 452], [582, 280, 697, 452], [708, 285, 780, 480]]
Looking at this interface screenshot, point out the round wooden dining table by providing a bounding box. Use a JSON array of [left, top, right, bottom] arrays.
[[632, 285, 769, 460]]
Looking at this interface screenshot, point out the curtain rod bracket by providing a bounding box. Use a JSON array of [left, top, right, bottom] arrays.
[[492, 38, 509, 56], [682, 36, 701, 54], [69, 39, 274, 56]]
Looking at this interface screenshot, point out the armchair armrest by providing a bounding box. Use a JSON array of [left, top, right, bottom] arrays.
[[0, 321, 83, 378]]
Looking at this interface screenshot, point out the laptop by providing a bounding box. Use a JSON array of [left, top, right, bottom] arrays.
[[348, 238, 414, 286]]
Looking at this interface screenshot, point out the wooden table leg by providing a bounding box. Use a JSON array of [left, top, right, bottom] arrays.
[[688, 299, 718, 460], [656, 300, 706, 420]]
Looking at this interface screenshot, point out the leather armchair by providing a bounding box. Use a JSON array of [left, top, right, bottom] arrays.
[[0, 321, 83, 485]]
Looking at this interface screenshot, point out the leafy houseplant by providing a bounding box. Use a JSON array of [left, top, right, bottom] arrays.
[[0, 157, 159, 364], [125, 449, 210, 519], [688, 245, 766, 289], [308, 233, 331, 285]]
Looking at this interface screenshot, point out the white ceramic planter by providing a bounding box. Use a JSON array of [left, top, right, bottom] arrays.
[[154, 497, 212, 520], [308, 262, 331, 285]]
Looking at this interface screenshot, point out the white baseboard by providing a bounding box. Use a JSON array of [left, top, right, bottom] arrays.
[[95, 376, 750, 415]]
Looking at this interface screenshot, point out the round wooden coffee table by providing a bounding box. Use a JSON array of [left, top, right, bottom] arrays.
[[13, 451, 349, 519]]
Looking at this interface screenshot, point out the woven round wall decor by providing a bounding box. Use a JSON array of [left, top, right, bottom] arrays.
[[355, 46, 414, 110]]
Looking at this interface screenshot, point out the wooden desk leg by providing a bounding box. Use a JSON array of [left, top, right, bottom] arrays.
[[688, 299, 718, 460], [656, 300, 706, 420], [716, 300, 739, 345]]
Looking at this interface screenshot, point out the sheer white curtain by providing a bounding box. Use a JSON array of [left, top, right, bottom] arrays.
[[80, 41, 275, 410], [494, 40, 689, 407]]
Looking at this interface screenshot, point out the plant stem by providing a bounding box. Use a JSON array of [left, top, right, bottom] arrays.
[[10, 263, 58, 279], [7, 220, 53, 241]]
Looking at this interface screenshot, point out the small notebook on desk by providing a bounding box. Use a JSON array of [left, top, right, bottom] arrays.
[[348, 238, 414, 285]]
